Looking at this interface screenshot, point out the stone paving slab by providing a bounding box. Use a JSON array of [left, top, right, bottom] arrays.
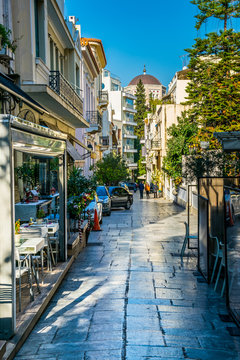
[[14, 195, 240, 359]]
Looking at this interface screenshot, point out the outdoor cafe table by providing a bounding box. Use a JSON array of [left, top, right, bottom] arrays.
[[16, 237, 45, 293], [21, 222, 59, 269]]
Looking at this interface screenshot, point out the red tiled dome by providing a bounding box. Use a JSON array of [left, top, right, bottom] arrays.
[[128, 74, 161, 86]]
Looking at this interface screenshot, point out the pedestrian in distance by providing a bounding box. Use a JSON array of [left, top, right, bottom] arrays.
[[153, 183, 158, 198], [139, 181, 144, 199], [145, 182, 150, 199]]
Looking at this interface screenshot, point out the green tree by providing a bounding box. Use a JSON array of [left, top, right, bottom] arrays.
[[148, 92, 161, 113], [162, 113, 198, 183], [68, 166, 96, 197], [185, 0, 240, 130], [185, 30, 240, 129], [134, 79, 147, 139], [91, 153, 129, 186], [191, 0, 240, 31], [137, 155, 146, 177], [163, 0, 240, 182]]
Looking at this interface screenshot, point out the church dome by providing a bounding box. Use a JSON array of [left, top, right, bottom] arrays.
[[128, 66, 162, 86]]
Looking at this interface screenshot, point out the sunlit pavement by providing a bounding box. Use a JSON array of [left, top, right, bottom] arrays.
[[15, 194, 240, 360]]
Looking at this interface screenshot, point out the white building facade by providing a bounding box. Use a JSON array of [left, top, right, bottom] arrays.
[[102, 70, 138, 175], [143, 68, 190, 190]]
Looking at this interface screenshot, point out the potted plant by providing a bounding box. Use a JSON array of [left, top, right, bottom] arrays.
[[36, 209, 45, 224], [0, 24, 17, 52], [15, 219, 21, 246]]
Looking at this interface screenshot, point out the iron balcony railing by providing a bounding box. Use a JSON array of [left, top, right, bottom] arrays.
[[151, 140, 161, 149], [49, 71, 83, 116], [98, 91, 108, 103], [100, 136, 109, 147], [86, 111, 102, 128]]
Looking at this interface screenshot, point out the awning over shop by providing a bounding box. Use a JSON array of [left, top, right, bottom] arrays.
[[9, 116, 67, 156], [68, 134, 90, 152], [0, 72, 47, 114], [214, 132, 240, 152], [66, 140, 83, 161]]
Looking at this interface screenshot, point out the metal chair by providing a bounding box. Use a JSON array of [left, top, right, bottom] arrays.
[[214, 253, 226, 296], [209, 235, 223, 284], [15, 248, 33, 312], [181, 222, 198, 258], [209, 235, 226, 296]]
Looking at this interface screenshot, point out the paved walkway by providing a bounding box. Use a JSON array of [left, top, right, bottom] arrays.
[[15, 195, 240, 360]]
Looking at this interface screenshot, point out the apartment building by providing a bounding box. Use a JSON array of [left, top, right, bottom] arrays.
[[102, 70, 138, 175], [143, 68, 190, 188]]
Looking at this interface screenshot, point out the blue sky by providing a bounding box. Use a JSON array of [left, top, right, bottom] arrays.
[[65, 0, 238, 88]]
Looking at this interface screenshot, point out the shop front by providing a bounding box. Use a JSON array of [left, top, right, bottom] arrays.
[[0, 115, 67, 339]]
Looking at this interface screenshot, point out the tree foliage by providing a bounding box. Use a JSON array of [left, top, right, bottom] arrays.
[[68, 166, 96, 198], [185, 30, 240, 128], [134, 79, 147, 139], [163, 0, 240, 182], [191, 0, 240, 30], [137, 155, 146, 177], [162, 113, 198, 182], [148, 92, 161, 113], [183, 151, 240, 182], [91, 153, 129, 186]]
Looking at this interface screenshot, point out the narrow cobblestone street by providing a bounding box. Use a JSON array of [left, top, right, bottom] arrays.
[[15, 195, 240, 360]]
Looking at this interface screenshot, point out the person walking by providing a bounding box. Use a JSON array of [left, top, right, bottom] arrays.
[[153, 183, 158, 198], [139, 181, 144, 199], [145, 182, 150, 199]]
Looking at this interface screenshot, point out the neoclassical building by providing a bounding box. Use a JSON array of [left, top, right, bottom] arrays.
[[124, 66, 166, 104]]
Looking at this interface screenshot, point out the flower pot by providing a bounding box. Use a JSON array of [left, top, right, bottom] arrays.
[[15, 233, 21, 246], [36, 218, 43, 224]]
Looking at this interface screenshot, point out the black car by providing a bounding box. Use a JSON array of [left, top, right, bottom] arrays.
[[108, 186, 133, 210]]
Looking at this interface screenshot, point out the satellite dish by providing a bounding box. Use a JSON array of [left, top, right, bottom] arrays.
[[17, 109, 36, 123]]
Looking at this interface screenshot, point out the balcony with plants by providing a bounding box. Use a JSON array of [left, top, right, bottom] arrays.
[[0, 24, 16, 61]]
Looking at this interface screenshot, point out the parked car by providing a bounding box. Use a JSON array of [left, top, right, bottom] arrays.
[[119, 181, 129, 191], [85, 194, 103, 224], [96, 186, 111, 216], [108, 186, 133, 210], [119, 181, 137, 192], [126, 181, 137, 192]]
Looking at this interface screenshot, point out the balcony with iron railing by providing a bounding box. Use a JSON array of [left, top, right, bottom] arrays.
[[98, 91, 108, 110], [49, 71, 83, 117], [85, 110, 102, 133], [98, 91, 108, 103], [100, 136, 109, 147]]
